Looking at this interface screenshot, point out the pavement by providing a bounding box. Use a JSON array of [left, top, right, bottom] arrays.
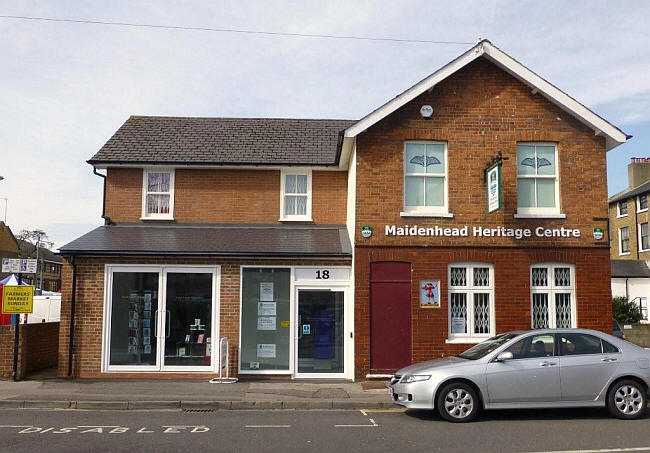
[[0, 371, 393, 411]]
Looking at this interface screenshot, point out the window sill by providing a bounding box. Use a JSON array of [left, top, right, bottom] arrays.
[[619, 252, 631, 256], [616, 214, 628, 218], [278, 217, 313, 222], [445, 338, 487, 344], [637, 209, 648, 214], [400, 211, 454, 218], [140, 216, 174, 221], [514, 213, 566, 219]]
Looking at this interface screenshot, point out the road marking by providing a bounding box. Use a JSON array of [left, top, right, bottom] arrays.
[[525, 447, 650, 453], [0, 425, 33, 428], [362, 408, 407, 413], [245, 425, 291, 428], [335, 410, 379, 427]]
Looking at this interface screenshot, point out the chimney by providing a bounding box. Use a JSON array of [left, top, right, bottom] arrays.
[[628, 158, 650, 188]]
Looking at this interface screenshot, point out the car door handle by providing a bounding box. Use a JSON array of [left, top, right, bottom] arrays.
[[539, 361, 557, 367], [601, 357, 618, 362]]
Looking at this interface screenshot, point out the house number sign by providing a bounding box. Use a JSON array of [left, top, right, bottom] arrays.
[[294, 268, 350, 282]]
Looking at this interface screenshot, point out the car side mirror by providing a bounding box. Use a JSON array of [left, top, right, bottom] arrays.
[[495, 352, 513, 362]]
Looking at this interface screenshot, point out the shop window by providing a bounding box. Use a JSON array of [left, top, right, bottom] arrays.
[[516, 143, 560, 216], [280, 170, 312, 221], [531, 264, 576, 329], [617, 200, 628, 217], [619, 227, 630, 255], [402, 142, 448, 216], [448, 263, 494, 341], [638, 194, 648, 212], [240, 267, 291, 372], [142, 169, 174, 219], [640, 222, 649, 252]]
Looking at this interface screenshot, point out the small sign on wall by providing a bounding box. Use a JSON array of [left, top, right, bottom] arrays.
[[486, 163, 502, 213], [420, 280, 440, 308]]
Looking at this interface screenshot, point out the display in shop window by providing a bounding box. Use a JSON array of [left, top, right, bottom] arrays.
[[258, 301, 276, 316], [420, 280, 440, 308], [451, 317, 466, 334], [260, 282, 274, 301]]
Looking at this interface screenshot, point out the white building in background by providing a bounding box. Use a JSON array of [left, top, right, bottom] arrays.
[[611, 260, 650, 323]]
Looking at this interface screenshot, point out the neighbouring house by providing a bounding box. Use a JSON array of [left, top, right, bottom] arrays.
[[0, 221, 20, 281], [58, 40, 628, 380], [17, 240, 63, 292], [611, 260, 650, 323]]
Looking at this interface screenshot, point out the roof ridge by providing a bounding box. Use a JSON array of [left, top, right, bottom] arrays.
[[128, 115, 357, 122]]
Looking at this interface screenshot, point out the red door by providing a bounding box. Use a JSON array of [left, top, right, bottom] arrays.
[[370, 262, 411, 374]]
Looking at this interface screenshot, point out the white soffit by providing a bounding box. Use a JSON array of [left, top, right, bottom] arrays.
[[343, 40, 629, 151]]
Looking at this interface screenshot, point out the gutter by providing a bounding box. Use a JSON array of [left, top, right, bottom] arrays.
[[67, 256, 77, 377], [92, 168, 112, 225]]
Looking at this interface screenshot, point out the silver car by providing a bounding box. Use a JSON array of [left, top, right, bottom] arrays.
[[390, 329, 650, 422]]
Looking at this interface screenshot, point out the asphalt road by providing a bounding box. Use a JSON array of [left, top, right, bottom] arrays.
[[1, 408, 650, 453]]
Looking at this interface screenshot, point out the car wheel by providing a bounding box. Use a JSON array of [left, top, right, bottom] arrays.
[[607, 380, 647, 420], [436, 382, 479, 423]]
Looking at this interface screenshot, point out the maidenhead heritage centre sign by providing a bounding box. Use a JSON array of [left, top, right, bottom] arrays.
[[384, 224, 582, 239]]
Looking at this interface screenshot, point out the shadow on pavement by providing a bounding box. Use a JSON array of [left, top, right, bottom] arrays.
[[403, 407, 649, 422]]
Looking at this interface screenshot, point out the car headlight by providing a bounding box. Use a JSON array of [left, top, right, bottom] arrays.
[[400, 375, 431, 383]]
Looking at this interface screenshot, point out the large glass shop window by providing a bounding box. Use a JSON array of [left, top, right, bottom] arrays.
[[110, 272, 159, 366], [240, 268, 291, 371]]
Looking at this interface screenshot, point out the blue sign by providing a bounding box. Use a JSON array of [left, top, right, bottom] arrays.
[[302, 324, 311, 335]]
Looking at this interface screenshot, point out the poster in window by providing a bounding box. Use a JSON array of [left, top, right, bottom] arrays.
[[258, 302, 276, 316], [260, 282, 274, 301], [420, 280, 440, 308], [256, 344, 276, 358], [451, 317, 466, 334], [257, 316, 276, 331]]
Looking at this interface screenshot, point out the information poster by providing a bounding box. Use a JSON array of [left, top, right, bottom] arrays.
[[419, 280, 440, 308], [256, 344, 276, 358], [451, 317, 466, 334], [260, 282, 274, 301], [257, 316, 276, 331], [258, 302, 276, 316]]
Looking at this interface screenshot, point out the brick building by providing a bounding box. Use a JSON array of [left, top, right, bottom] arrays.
[[59, 40, 627, 380]]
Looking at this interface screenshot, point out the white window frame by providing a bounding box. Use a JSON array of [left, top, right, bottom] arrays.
[[619, 226, 631, 256], [515, 142, 561, 217], [639, 222, 649, 252], [637, 194, 648, 213], [141, 168, 175, 220], [447, 263, 495, 343], [279, 169, 312, 221], [617, 200, 628, 218], [401, 141, 451, 218], [530, 263, 576, 329]]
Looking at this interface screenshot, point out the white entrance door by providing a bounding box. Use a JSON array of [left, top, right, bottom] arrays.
[[294, 287, 346, 378]]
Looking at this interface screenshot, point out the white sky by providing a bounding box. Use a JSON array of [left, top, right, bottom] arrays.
[[1, 1, 649, 249]]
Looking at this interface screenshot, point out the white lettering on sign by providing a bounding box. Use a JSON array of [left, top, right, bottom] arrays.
[[384, 225, 581, 239]]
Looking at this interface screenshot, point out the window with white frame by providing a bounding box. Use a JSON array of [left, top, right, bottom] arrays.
[[638, 194, 648, 212], [142, 169, 174, 219], [448, 263, 494, 341], [280, 170, 311, 221], [516, 143, 560, 216], [640, 222, 649, 252], [403, 142, 448, 215], [619, 227, 630, 255], [617, 200, 628, 217], [531, 264, 576, 329]]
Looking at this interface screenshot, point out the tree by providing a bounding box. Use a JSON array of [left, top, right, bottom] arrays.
[[16, 229, 53, 253], [612, 296, 643, 324]]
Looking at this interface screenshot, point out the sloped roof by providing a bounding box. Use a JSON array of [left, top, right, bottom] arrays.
[[17, 240, 63, 263], [609, 180, 650, 204], [343, 40, 629, 151], [88, 117, 355, 167], [611, 260, 650, 278], [59, 223, 352, 258]]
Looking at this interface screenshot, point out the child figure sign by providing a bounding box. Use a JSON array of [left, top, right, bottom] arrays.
[[420, 280, 440, 308]]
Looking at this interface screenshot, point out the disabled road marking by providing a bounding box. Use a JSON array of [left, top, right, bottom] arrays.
[[245, 425, 291, 428], [525, 447, 650, 453]]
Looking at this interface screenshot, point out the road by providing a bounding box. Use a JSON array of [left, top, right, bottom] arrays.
[[1, 408, 650, 453]]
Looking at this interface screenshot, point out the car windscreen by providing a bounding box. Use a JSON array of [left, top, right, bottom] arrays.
[[457, 333, 519, 360]]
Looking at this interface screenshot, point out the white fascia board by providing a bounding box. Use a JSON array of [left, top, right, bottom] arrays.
[[344, 41, 628, 151], [337, 137, 355, 170]]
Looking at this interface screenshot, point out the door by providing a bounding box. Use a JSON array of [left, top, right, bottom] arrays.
[[557, 333, 620, 401], [296, 289, 345, 376], [370, 262, 411, 374], [486, 333, 560, 403]]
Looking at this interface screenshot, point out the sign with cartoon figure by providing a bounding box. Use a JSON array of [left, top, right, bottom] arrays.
[[420, 280, 440, 308]]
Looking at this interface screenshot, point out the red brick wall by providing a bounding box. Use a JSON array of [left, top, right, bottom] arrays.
[[354, 247, 612, 378], [105, 168, 347, 225], [58, 257, 350, 379], [0, 323, 59, 379]]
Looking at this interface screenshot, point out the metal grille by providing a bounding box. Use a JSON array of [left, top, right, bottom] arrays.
[[554, 267, 571, 287], [450, 267, 466, 287], [473, 267, 490, 287], [473, 293, 490, 334], [531, 268, 548, 287], [555, 293, 572, 328], [450, 293, 467, 334], [532, 293, 549, 329]]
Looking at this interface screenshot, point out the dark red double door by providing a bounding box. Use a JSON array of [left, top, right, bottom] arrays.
[[370, 262, 412, 374]]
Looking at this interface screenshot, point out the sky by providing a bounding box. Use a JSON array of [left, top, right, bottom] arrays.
[[1, 1, 649, 249]]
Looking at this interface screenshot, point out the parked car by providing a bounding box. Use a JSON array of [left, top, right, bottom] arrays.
[[613, 319, 626, 340], [390, 329, 650, 422]]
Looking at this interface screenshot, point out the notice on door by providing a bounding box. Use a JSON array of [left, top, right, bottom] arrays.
[[256, 344, 276, 358], [257, 316, 276, 331], [260, 282, 274, 301], [258, 302, 276, 316]]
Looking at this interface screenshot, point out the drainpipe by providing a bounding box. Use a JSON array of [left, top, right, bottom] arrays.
[[93, 168, 112, 225], [625, 278, 629, 299], [67, 255, 77, 377]]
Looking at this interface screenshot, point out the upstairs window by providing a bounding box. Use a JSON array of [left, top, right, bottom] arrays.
[[403, 142, 448, 216], [617, 200, 628, 217], [516, 143, 560, 216], [142, 169, 174, 219], [280, 170, 312, 221], [640, 222, 649, 252], [638, 194, 648, 212], [619, 227, 630, 255]]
